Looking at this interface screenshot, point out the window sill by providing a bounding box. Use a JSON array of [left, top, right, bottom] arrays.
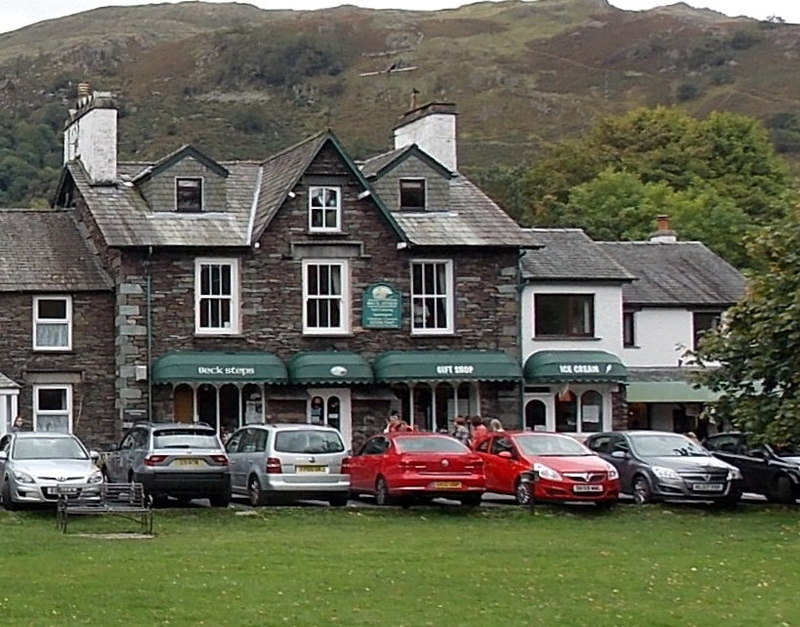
[[32, 348, 73, 353], [194, 332, 243, 338], [533, 336, 600, 341], [306, 229, 348, 236]]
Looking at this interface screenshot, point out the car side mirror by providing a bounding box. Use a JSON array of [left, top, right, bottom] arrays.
[[611, 450, 628, 459], [498, 451, 513, 459]]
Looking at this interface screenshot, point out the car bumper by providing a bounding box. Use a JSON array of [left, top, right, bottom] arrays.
[[536, 478, 620, 502], [6, 480, 101, 504], [652, 477, 743, 501], [389, 473, 485, 496], [134, 471, 231, 497], [262, 473, 350, 494]]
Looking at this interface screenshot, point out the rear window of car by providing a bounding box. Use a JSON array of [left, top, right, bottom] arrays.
[[153, 429, 219, 449], [394, 436, 468, 453], [274, 430, 345, 454]]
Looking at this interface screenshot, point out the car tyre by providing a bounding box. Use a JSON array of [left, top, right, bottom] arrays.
[[632, 475, 653, 505], [328, 494, 348, 507], [248, 475, 265, 507], [773, 475, 795, 505], [514, 477, 531, 506], [375, 476, 393, 506], [209, 492, 231, 508], [1, 480, 18, 511]]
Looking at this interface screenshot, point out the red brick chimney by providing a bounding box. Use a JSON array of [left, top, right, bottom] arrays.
[[649, 214, 677, 243]]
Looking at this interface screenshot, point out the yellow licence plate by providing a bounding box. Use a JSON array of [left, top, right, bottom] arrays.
[[432, 481, 462, 489], [296, 465, 328, 473], [174, 458, 203, 467]]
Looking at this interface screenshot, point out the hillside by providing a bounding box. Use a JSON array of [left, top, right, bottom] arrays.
[[1, 0, 799, 207]]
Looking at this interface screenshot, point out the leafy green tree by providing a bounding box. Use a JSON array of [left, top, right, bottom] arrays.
[[695, 208, 800, 444]]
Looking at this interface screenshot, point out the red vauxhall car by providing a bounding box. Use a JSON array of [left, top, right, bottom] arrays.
[[347, 432, 486, 507], [473, 431, 620, 508]]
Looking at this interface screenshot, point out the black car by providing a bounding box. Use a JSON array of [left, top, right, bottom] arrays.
[[704, 432, 800, 504], [585, 430, 743, 505]]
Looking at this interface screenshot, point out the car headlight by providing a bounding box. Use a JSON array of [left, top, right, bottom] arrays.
[[651, 466, 681, 480], [606, 465, 619, 480], [533, 462, 562, 481], [87, 470, 104, 484], [727, 467, 742, 480], [12, 470, 35, 484]]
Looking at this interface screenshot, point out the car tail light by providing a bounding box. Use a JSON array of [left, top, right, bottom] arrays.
[[341, 457, 351, 474], [144, 454, 167, 466], [210, 455, 229, 466], [265, 457, 282, 474], [464, 458, 484, 472], [398, 459, 426, 472]]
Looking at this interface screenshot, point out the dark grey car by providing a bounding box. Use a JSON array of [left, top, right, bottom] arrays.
[[585, 430, 744, 505], [103, 422, 231, 506]]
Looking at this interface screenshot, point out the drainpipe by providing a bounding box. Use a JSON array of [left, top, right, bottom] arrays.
[[145, 246, 153, 421], [516, 248, 528, 430]]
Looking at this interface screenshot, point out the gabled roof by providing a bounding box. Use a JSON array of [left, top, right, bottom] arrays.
[[249, 130, 405, 243], [131, 144, 228, 183], [359, 144, 453, 180], [597, 241, 745, 306], [0, 209, 112, 292], [520, 229, 634, 282]]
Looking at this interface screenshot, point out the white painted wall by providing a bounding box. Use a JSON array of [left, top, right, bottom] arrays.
[[520, 283, 624, 360], [393, 113, 457, 172], [63, 107, 117, 184], [623, 307, 694, 367]]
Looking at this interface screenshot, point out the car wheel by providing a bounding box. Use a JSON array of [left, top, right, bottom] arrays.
[[632, 475, 653, 505], [773, 475, 795, 505], [460, 494, 482, 508], [328, 494, 348, 507], [375, 476, 393, 506], [209, 492, 231, 508], [1, 480, 18, 511], [248, 476, 264, 507], [514, 477, 531, 506]]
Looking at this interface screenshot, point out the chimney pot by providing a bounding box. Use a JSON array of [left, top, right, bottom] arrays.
[[650, 214, 677, 243]]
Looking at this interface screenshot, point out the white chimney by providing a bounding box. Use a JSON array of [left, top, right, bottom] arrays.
[[649, 214, 677, 243], [63, 83, 117, 184], [393, 102, 458, 172]]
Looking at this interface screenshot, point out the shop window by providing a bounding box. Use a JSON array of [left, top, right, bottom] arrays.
[[525, 400, 547, 431], [555, 390, 577, 432], [535, 294, 594, 338], [580, 390, 603, 433]]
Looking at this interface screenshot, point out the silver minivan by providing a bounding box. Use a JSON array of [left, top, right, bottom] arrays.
[[226, 423, 349, 506]]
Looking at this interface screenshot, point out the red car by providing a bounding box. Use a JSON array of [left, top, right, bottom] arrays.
[[347, 432, 486, 507], [473, 431, 620, 508]]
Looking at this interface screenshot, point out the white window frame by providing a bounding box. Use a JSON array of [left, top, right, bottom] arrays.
[[302, 259, 350, 335], [411, 259, 454, 335], [194, 258, 240, 335], [33, 295, 72, 351], [308, 186, 341, 232], [33, 384, 73, 433], [175, 177, 204, 213]]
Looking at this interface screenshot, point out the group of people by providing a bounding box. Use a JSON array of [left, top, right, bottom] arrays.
[[382, 410, 504, 447]]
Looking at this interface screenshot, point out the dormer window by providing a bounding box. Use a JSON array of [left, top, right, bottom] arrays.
[[309, 186, 341, 232], [400, 179, 426, 210], [176, 177, 203, 212]]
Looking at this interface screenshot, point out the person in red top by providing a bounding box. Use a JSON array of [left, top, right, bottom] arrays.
[[471, 415, 488, 444]]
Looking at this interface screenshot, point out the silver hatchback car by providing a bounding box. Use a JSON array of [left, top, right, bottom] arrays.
[[226, 423, 350, 506], [0, 432, 103, 509]]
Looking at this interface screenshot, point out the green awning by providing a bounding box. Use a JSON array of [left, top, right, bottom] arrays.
[[287, 352, 373, 384], [625, 382, 718, 403], [373, 350, 522, 382], [524, 350, 627, 383], [152, 351, 287, 384]]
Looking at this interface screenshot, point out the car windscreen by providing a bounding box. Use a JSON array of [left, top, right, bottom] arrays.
[[630, 433, 709, 457], [153, 429, 219, 449], [394, 436, 469, 454], [515, 434, 591, 456], [274, 430, 345, 454], [13, 437, 88, 460]]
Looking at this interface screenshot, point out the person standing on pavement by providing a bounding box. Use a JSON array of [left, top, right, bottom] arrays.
[[452, 416, 471, 447]]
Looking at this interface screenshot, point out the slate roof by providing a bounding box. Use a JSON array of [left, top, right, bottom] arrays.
[[627, 367, 707, 383], [520, 229, 634, 281], [0, 209, 112, 292], [360, 145, 452, 179], [597, 241, 746, 306]]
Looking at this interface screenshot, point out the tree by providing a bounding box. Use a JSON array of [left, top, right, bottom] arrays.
[[694, 207, 800, 444]]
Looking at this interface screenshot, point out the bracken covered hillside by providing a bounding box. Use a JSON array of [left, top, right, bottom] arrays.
[[1, 0, 800, 206]]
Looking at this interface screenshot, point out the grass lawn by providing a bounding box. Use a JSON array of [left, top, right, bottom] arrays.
[[0, 502, 798, 626]]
